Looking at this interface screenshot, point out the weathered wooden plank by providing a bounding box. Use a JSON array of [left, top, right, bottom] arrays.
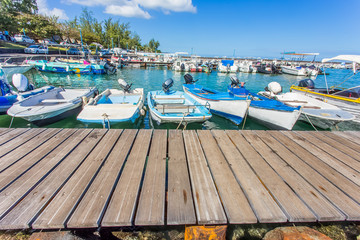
[[197, 130, 257, 224], [0, 128, 30, 146], [101, 129, 153, 227], [211, 130, 287, 223], [282, 131, 360, 186], [305, 132, 360, 162], [63, 129, 137, 229], [0, 128, 62, 174], [0, 129, 86, 221], [0, 129, 73, 190], [252, 131, 345, 221], [182, 130, 227, 225], [332, 131, 360, 145], [31, 129, 122, 229], [0, 128, 60, 161], [321, 131, 360, 153], [295, 131, 360, 173], [280, 131, 360, 198], [135, 130, 167, 226], [346, 131, 360, 141], [167, 130, 196, 225], [0, 129, 107, 230], [226, 130, 316, 222], [0, 128, 13, 136], [0, 128, 44, 151]]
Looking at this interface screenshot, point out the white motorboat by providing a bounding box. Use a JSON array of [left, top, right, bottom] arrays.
[[183, 74, 251, 125], [77, 79, 144, 127], [8, 87, 97, 126], [259, 82, 355, 129], [148, 78, 212, 124], [290, 55, 360, 124], [281, 65, 309, 76]]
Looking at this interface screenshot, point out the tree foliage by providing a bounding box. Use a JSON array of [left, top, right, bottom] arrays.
[[0, 2, 161, 52]]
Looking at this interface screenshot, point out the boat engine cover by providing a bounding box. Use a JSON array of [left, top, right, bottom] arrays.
[[267, 82, 282, 95], [298, 79, 315, 89], [118, 79, 132, 92], [162, 78, 174, 92], [184, 74, 196, 84], [12, 73, 30, 92]]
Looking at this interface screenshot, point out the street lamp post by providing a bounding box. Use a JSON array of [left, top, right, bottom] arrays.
[[78, 28, 84, 52]]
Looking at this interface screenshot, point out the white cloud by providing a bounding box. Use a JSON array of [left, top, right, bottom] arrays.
[[136, 0, 197, 13], [37, 0, 69, 20], [105, 3, 151, 19], [64, 0, 196, 18]]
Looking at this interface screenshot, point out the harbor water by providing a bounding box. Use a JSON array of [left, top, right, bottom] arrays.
[[1, 67, 359, 131]]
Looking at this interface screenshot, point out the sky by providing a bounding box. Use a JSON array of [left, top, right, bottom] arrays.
[[37, 0, 360, 59]]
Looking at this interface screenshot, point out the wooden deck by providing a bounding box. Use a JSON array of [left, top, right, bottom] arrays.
[[0, 128, 359, 230]]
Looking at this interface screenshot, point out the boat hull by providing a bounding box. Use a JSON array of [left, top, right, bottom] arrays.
[[281, 66, 307, 76], [148, 90, 212, 125], [77, 88, 144, 124], [248, 105, 301, 130], [183, 86, 250, 125], [291, 85, 360, 123], [8, 88, 97, 126]]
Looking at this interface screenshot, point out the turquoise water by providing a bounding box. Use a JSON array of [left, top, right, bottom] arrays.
[[1, 67, 359, 130]]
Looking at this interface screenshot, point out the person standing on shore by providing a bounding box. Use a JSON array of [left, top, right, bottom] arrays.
[[4, 30, 10, 41]]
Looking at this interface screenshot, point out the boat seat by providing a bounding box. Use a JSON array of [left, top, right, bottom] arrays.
[[155, 104, 196, 113]]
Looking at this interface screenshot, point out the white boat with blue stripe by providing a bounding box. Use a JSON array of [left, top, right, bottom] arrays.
[[148, 78, 212, 124], [77, 79, 144, 127], [183, 74, 251, 125]]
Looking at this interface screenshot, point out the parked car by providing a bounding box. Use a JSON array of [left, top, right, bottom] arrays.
[[67, 48, 91, 55], [41, 39, 57, 45], [98, 49, 110, 56], [24, 45, 48, 54], [14, 34, 35, 43]]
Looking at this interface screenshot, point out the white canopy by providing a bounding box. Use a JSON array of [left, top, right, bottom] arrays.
[[322, 55, 360, 64]]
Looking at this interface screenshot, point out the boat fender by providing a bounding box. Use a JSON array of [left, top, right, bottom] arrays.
[[88, 97, 94, 105], [82, 96, 88, 105], [140, 108, 145, 116], [42, 64, 45, 71], [66, 65, 69, 72]]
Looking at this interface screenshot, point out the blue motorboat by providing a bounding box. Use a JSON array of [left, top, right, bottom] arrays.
[[148, 78, 212, 125], [183, 74, 251, 125]]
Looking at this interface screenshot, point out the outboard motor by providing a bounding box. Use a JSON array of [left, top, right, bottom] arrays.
[[118, 79, 132, 93], [12, 73, 34, 92], [298, 79, 315, 89], [184, 74, 197, 84], [230, 76, 240, 87], [162, 78, 174, 93], [265, 82, 282, 95], [104, 60, 117, 74], [180, 63, 185, 70]]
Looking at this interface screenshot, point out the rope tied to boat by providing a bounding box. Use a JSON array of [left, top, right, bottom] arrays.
[[176, 112, 189, 130], [302, 111, 318, 131], [102, 113, 111, 129], [241, 98, 251, 130]]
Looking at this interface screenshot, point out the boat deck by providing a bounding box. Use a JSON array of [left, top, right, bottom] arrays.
[[0, 128, 359, 230]]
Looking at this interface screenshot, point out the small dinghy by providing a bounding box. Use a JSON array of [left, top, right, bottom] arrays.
[[259, 82, 355, 129], [183, 74, 251, 125], [0, 71, 53, 114], [77, 79, 144, 127], [228, 77, 301, 130], [148, 78, 212, 124], [8, 87, 97, 126]]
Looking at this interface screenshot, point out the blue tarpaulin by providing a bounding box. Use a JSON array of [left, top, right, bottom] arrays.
[[221, 60, 234, 66]]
